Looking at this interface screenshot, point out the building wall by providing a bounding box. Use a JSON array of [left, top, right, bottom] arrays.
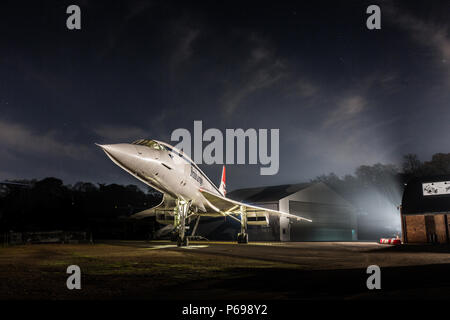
[[403, 214, 449, 243], [279, 215, 290, 241], [279, 183, 357, 241], [288, 201, 356, 241], [435, 214, 449, 243], [404, 215, 427, 243]]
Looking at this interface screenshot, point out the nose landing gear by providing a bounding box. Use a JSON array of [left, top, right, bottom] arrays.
[[174, 199, 191, 247]]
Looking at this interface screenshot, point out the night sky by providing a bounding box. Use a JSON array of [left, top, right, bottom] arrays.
[[0, 0, 449, 190]]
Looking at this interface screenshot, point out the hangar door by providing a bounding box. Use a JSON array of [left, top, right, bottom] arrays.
[[289, 201, 356, 241]]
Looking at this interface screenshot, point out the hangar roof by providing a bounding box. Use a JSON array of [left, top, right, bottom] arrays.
[[402, 175, 450, 214], [228, 183, 312, 203]]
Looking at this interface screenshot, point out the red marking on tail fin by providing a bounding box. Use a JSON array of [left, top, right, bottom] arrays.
[[219, 165, 226, 196]]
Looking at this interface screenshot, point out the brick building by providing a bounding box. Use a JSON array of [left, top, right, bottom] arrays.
[[401, 175, 450, 243]]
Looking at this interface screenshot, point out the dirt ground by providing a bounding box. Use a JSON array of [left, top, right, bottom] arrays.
[[1, 241, 450, 300]]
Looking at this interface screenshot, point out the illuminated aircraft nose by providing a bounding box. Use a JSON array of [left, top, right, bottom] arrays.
[[96, 143, 138, 170]]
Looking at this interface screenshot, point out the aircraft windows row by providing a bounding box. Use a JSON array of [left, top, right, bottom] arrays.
[[132, 139, 166, 150], [161, 145, 186, 159], [132, 139, 222, 195]]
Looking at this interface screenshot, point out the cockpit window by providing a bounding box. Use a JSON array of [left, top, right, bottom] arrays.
[[131, 139, 165, 150]]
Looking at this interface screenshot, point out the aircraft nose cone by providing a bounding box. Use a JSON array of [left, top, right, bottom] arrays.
[[96, 143, 137, 167], [97, 144, 119, 154]]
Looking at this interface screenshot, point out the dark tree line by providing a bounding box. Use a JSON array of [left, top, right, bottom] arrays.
[[402, 153, 450, 180], [1, 152, 450, 239], [313, 163, 401, 208], [0, 178, 162, 238]]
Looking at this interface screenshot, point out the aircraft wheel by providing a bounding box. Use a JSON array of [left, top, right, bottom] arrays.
[[237, 233, 248, 244], [177, 236, 189, 247]]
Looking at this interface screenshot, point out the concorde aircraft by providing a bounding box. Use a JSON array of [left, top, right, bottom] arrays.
[[97, 139, 311, 246]]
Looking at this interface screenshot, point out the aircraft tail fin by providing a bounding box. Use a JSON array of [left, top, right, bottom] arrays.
[[219, 165, 226, 197]]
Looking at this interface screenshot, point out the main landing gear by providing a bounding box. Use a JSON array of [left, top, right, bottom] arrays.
[[237, 205, 248, 244], [177, 236, 189, 247], [174, 199, 191, 247]]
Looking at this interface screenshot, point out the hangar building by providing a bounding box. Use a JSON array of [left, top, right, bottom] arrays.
[[228, 182, 358, 241], [401, 175, 450, 244]]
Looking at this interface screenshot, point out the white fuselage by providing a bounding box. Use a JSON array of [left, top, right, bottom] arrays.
[[99, 141, 222, 213]]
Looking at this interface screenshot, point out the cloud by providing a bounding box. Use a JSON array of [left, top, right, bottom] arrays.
[[222, 61, 286, 115], [0, 119, 91, 160], [170, 26, 201, 69], [390, 9, 449, 60], [385, 3, 450, 83], [323, 95, 367, 129], [165, 14, 203, 73], [221, 35, 287, 115], [290, 78, 319, 98], [94, 124, 149, 142], [282, 114, 402, 182]]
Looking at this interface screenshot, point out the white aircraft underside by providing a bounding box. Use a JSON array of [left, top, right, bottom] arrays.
[[97, 139, 311, 246]]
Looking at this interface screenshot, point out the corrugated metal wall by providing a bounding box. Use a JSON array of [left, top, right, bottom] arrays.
[[289, 201, 357, 241]]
